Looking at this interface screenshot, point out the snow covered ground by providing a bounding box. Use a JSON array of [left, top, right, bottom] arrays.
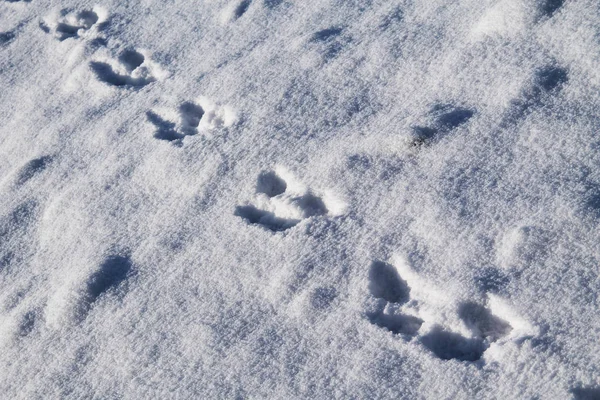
[[1, 0, 600, 398]]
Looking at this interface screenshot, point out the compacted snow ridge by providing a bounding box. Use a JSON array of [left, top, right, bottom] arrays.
[[1, 0, 600, 398]]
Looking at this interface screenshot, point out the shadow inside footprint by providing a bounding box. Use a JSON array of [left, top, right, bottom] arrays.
[[420, 327, 486, 362], [295, 193, 328, 217], [369, 312, 423, 336], [534, 65, 568, 93], [15, 156, 52, 186], [311, 27, 343, 42], [119, 49, 145, 72], [436, 108, 474, 131], [369, 261, 410, 304], [0, 30, 16, 46], [179, 102, 204, 134], [410, 105, 474, 146], [235, 205, 300, 231], [458, 302, 512, 342], [54, 10, 99, 41], [91, 50, 154, 87], [77, 10, 99, 29], [234, 0, 252, 19], [55, 22, 80, 40], [76, 254, 133, 320], [570, 386, 600, 400], [538, 0, 564, 18], [86, 255, 132, 304], [90, 62, 130, 86], [409, 126, 437, 147], [0, 200, 37, 238], [18, 311, 36, 337], [256, 171, 287, 197], [147, 111, 184, 142]]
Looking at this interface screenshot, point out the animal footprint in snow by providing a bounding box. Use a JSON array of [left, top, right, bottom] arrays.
[[235, 168, 346, 232], [220, 0, 252, 24], [418, 300, 515, 362], [365, 255, 536, 362], [90, 49, 167, 87], [13, 155, 53, 186], [0, 28, 17, 47], [41, 7, 108, 41], [45, 254, 133, 327], [147, 97, 237, 142], [409, 104, 475, 147], [366, 260, 424, 336], [536, 0, 565, 20]]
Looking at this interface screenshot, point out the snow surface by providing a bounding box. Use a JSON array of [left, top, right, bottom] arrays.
[[1, 0, 600, 398]]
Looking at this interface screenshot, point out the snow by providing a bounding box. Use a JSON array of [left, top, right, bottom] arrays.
[[1, 0, 600, 398]]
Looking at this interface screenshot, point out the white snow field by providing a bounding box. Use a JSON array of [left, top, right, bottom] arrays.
[[1, 0, 600, 398]]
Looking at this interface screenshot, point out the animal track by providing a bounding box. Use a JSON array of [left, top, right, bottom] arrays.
[[221, 0, 252, 23], [369, 261, 410, 303], [418, 300, 513, 362], [369, 311, 425, 336], [14, 155, 52, 186], [410, 104, 475, 146], [311, 27, 343, 42], [90, 49, 166, 87], [570, 386, 600, 400], [366, 256, 533, 362], [86, 256, 132, 303], [235, 205, 300, 231], [420, 327, 486, 361], [419, 300, 515, 361], [18, 310, 37, 337], [256, 171, 287, 197], [45, 254, 134, 327], [41, 8, 108, 41], [77, 255, 133, 319], [147, 97, 236, 142], [235, 168, 345, 232], [366, 260, 423, 336], [537, 0, 564, 19], [234, 0, 252, 19], [0, 30, 15, 47], [458, 301, 512, 342]]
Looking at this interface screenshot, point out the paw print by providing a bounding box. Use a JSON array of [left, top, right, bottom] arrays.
[[235, 168, 346, 232], [90, 49, 167, 87], [147, 97, 237, 142], [365, 255, 537, 362], [41, 7, 108, 41]]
